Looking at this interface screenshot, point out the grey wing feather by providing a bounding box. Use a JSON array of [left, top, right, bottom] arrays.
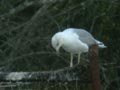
[[71, 28, 97, 45]]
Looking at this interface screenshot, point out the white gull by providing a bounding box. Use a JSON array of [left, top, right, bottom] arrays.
[[51, 28, 106, 67]]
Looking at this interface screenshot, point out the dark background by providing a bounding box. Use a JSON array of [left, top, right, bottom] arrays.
[[0, 0, 120, 90]]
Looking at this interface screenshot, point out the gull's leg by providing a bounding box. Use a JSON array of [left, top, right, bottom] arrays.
[[78, 53, 81, 64], [70, 53, 74, 67]]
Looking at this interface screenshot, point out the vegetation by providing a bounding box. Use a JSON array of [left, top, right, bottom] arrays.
[[0, 0, 119, 90]]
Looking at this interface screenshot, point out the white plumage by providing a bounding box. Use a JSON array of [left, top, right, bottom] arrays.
[[51, 28, 106, 67]]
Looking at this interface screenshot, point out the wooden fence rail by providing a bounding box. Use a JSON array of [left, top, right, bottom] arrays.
[[0, 65, 89, 82], [0, 44, 101, 90]]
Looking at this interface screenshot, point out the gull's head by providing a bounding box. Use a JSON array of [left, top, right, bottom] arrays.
[[51, 32, 63, 53]]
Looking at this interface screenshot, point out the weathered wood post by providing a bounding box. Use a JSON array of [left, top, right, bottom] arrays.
[[89, 44, 101, 90]]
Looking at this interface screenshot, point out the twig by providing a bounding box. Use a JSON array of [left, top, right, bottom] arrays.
[[90, 0, 115, 33]]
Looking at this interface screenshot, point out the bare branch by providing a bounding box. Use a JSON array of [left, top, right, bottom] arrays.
[[0, 0, 63, 17]]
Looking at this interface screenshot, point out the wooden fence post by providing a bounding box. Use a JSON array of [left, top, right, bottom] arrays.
[[89, 44, 101, 90]]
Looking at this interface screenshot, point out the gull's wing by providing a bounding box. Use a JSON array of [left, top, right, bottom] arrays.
[[63, 28, 96, 45]]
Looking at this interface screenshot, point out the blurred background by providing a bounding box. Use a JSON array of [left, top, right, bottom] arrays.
[[0, 0, 120, 90]]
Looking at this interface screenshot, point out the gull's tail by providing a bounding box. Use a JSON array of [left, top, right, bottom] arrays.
[[95, 40, 107, 48]]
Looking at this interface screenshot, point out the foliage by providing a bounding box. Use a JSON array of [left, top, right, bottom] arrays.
[[0, 0, 120, 90]]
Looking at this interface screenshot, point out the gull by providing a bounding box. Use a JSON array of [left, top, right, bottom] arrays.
[[51, 28, 106, 67]]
